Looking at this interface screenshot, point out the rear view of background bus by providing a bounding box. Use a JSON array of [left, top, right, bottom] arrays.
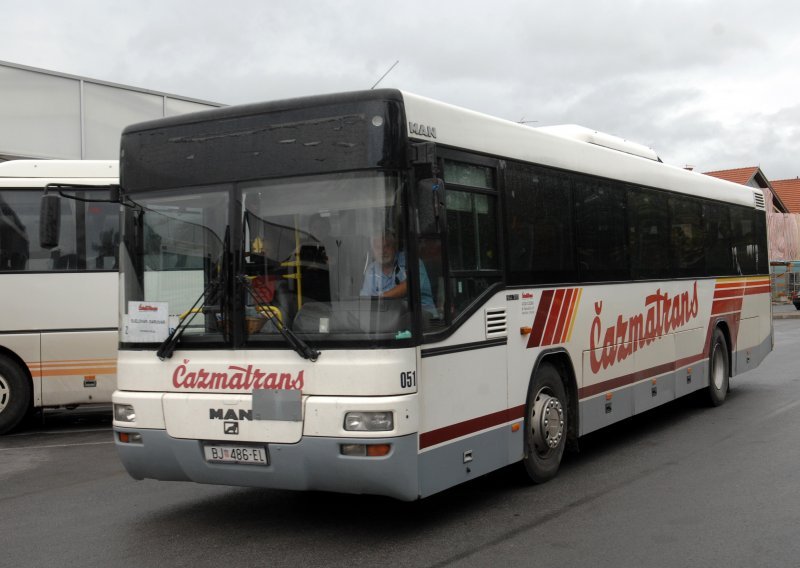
[[0, 160, 119, 434]]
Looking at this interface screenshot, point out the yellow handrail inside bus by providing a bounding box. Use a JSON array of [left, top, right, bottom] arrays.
[[255, 305, 283, 324], [179, 307, 203, 321]]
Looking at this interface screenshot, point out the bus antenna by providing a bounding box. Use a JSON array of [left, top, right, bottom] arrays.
[[371, 60, 399, 89]]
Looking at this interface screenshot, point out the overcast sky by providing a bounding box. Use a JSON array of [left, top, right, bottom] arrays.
[[2, 0, 799, 179]]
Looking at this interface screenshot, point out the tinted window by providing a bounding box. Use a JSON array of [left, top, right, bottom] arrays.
[[670, 197, 705, 277], [703, 202, 733, 276], [731, 206, 757, 275], [505, 164, 576, 284], [574, 179, 628, 281], [627, 187, 670, 280]]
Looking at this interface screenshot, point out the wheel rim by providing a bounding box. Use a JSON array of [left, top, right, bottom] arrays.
[[0, 374, 9, 413], [712, 343, 726, 390], [530, 388, 565, 455]]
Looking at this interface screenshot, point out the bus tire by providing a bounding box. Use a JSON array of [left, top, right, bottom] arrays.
[[522, 361, 568, 483], [0, 355, 31, 435], [705, 328, 729, 407]]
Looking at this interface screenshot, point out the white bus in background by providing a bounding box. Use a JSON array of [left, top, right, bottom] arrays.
[[108, 90, 772, 500], [0, 160, 119, 434]]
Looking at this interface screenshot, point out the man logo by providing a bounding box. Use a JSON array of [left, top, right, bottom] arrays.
[[408, 122, 437, 139], [224, 421, 239, 435]]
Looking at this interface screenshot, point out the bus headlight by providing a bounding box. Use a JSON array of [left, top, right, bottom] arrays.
[[114, 403, 136, 423], [344, 411, 394, 431]]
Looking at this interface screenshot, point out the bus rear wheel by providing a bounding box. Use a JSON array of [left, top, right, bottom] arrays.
[[705, 328, 730, 407], [0, 356, 31, 435], [522, 362, 568, 483]]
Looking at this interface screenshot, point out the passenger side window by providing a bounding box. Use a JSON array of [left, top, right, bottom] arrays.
[[703, 202, 733, 276], [730, 206, 757, 275], [670, 197, 705, 277], [627, 188, 670, 280], [575, 179, 629, 281], [442, 160, 502, 318], [0, 189, 118, 272], [505, 164, 576, 284]]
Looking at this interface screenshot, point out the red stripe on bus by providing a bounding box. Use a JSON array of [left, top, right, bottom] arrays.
[[713, 288, 744, 299], [541, 289, 567, 346], [712, 298, 743, 315], [528, 290, 554, 348], [419, 405, 526, 450], [715, 281, 748, 289], [552, 288, 575, 346], [745, 285, 771, 295], [578, 353, 706, 399]]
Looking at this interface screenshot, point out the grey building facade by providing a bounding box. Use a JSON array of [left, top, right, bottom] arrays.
[[0, 60, 222, 162]]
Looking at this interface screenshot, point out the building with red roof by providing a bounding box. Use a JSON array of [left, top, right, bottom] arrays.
[[770, 178, 800, 214]]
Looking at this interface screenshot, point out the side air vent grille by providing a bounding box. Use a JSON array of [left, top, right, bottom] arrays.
[[485, 308, 507, 339], [754, 192, 766, 211]]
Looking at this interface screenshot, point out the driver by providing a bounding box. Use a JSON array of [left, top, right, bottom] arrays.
[[360, 230, 437, 317]]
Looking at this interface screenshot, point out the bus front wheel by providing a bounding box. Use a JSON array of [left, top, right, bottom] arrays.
[[705, 328, 730, 407], [0, 356, 31, 435], [522, 361, 568, 483]]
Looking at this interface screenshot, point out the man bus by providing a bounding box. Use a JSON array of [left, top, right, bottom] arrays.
[[105, 91, 771, 500]]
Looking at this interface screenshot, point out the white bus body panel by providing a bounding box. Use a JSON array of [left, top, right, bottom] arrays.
[[0, 272, 118, 408]]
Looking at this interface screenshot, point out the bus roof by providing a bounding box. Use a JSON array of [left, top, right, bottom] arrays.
[[400, 91, 763, 209], [121, 89, 763, 210]]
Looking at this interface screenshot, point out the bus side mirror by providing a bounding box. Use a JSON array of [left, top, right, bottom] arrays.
[[418, 178, 444, 220], [39, 194, 61, 249]]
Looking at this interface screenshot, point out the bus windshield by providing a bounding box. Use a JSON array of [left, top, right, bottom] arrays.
[[120, 171, 416, 348]]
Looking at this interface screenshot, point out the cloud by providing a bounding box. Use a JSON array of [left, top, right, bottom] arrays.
[[1, 0, 800, 177]]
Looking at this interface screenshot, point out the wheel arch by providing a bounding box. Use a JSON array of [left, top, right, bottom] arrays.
[[0, 345, 36, 433], [531, 348, 579, 446], [711, 318, 733, 377], [0, 345, 34, 390]]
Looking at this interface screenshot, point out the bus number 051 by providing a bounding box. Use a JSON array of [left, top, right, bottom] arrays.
[[400, 371, 416, 389]]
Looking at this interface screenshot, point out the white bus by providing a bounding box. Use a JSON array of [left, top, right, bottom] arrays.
[[0, 160, 119, 434], [108, 91, 771, 500]]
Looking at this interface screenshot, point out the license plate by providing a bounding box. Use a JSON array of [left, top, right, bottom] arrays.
[[203, 444, 268, 466]]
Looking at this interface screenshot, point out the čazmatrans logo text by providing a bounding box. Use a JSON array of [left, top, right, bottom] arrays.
[[172, 359, 304, 391]]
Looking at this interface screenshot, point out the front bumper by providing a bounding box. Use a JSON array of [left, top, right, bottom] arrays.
[[114, 427, 420, 501]]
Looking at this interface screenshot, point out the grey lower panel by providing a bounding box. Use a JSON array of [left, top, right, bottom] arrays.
[[418, 424, 523, 499], [580, 361, 711, 435], [579, 334, 773, 436], [115, 430, 420, 501], [735, 335, 772, 375]]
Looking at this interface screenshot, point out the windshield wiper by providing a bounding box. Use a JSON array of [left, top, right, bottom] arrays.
[[238, 275, 320, 362], [156, 278, 220, 360]]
